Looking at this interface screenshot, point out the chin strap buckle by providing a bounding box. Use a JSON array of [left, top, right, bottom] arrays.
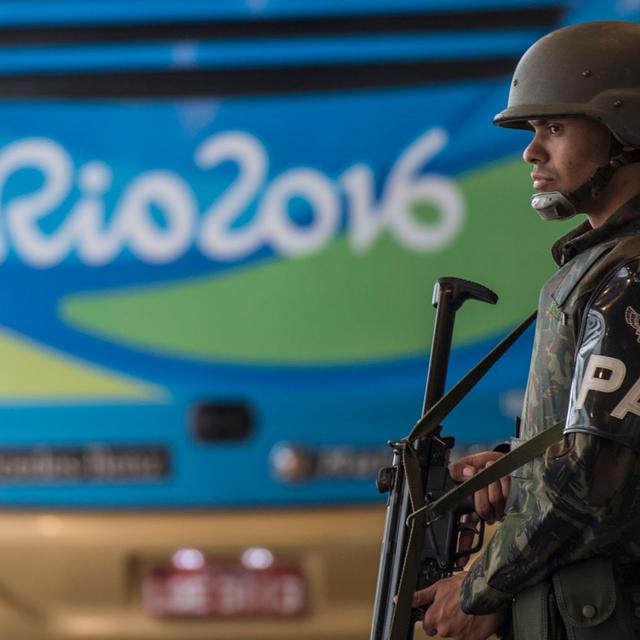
[[531, 191, 577, 221]]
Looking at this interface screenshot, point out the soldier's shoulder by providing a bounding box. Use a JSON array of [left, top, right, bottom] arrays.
[[579, 236, 640, 298], [607, 234, 640, 267]]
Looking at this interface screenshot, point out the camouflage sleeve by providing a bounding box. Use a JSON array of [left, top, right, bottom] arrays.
[[461, 260, 640, 614], [461, 434, 640, 613]]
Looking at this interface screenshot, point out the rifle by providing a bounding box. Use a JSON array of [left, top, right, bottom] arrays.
[[370, 277, 499, 640]]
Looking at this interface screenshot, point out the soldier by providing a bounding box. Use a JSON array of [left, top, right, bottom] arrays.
[[413, 20, 640, 640]]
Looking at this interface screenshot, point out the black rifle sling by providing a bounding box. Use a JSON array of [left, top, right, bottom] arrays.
[[389, 310, 537, 639]]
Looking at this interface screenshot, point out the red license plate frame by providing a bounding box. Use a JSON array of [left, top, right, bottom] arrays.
[[141, 560, 308, 619]]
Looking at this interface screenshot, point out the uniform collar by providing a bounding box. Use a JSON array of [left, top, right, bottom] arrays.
[[551, 194, 640, 266]]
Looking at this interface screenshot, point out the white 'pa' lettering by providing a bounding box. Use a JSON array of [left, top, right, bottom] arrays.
[[574, 354, 626, 410]]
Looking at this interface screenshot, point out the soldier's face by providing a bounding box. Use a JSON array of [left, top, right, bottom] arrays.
[[523, 117, 610, 195]]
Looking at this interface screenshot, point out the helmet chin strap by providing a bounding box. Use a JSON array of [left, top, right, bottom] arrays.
[[531, 146, 640, 222]]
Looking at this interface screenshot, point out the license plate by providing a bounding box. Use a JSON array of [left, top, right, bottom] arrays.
[[142, 561, 307, 618]]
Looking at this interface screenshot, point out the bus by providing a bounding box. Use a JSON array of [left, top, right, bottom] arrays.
[[0, 1, 631, 638]]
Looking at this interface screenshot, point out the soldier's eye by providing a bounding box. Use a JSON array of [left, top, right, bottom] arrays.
[[548, 124, 562, 135]]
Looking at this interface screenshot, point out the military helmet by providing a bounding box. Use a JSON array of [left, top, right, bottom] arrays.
[[494, 20, 640, 147]]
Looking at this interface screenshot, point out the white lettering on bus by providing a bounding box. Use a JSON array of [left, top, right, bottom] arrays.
[[0, 128, 464, 268]]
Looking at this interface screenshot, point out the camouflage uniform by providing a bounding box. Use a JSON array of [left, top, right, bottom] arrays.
[[460, 198, 640, 624]]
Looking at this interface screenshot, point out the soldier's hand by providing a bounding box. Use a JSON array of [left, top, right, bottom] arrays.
[[413, 572, 504, 640], [449, 451, 510, 524]]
